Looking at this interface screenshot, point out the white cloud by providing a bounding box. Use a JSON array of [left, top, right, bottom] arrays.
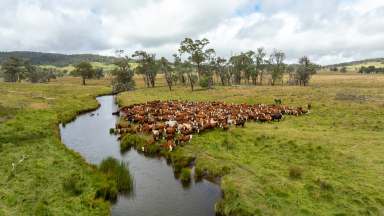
[[0, 0, 384, 64]]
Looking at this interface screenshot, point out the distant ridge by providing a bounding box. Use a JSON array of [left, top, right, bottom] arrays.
[[325, 58, 384, 68], [0, 51, 118, 67]]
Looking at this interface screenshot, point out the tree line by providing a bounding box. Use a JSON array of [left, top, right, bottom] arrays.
[[111, 37, 319, 92], [1, 37, 320, 91], [358, 66, 384, 74], [0, 57, 61, 83]]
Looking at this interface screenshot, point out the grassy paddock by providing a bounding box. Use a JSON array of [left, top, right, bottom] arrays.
[[0, 82, 111, 215], [118, 74, 384, 215]]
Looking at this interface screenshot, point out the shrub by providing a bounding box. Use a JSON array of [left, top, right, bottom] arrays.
[[289, 166, 303, 179], [180, 168, 191, 183], [62, 173, 85, 196], [109, 128, 115, 134], [99, 157, 133, 194], [199, 76, 210, 88]]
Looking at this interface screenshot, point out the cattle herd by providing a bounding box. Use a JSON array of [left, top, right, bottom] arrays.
[[115, 100, 308, 151]]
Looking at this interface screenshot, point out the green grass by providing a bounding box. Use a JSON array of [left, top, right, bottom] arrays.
[[118, 74, 384, 215], [98, 157, 133, 195], [0, 82, 111, 215]]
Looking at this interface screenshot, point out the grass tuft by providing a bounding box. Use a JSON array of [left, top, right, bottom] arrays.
[[99, 157, 133, 194], [62, 173, 85, 196], [289, 166, 303, 179]]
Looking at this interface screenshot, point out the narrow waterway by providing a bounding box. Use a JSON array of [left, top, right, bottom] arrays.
[[59, 95, 221, 216]]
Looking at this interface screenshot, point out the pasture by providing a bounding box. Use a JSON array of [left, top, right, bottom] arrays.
[[0, 73, 383, 215], [0, 82, 111, 215], [118, 74, 384, 215]]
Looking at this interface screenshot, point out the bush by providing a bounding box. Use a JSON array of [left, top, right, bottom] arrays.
[[199, 76, 210, 88], [62, 173, 85, 196], [180, 168, 191, 183], [99, 157, 133, 194], [289, 166, 303, 179]]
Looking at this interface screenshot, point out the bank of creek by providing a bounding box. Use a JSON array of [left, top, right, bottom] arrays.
[[60, 95, 221, 216]]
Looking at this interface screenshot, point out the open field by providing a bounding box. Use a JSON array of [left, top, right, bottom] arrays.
[[0, 82, 111, 215], [118, 74, 384, 215], [1, 74, 384, 215], [39, 62, 139, 74]]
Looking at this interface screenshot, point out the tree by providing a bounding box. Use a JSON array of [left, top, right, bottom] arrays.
[[295, 56, 317, 86], [340, 66, 347, 73], [229, 52, 253, 85], [173, 54, 187, 85], [132, 51, 158, 88], [183, 61, 197, 91], [159, 57, 174, 91], [24, 61, 39, 83], [112, 57, 135, 93], [1, 57, 25, 82], [243, 51, 255, 84], [179, 38, 211, 78], [74, 62, 94, 85], [269, 50, 286, 85], [214, 57, 228, 85], [253, 48, 266, 85], [202, 48, 216, 89], [330, 67, 338, 72], [94, 68, 104, 79]]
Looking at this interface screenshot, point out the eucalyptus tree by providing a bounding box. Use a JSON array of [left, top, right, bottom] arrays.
[[132, 51, 158, 88], [74, 62, 94, 85], [243, 51, 255, 84], [215, 57, 228, 85], [269, 50, 286, 85], [1, 57, 25, 82], [204, 48, 216, 89], [296, 56, 317, 86], [159, 57, 174, 91], [229, 52, 253, 85], [179, 38, 212, 78], [173, 53, 186, 85], [183, 61, 197, 91], [253, 48, 266, 85], [112, 57, 135, 93]]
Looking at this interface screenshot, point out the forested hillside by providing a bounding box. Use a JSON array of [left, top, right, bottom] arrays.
[[0, 51, 118, 66]]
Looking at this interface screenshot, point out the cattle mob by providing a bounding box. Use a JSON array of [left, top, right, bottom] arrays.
[[115, 100, 308, 151]]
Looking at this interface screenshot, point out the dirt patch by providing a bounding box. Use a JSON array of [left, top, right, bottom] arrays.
[[30, 102, 49, 110]]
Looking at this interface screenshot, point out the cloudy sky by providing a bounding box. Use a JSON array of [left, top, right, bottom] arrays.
[[1, 0, 384, 65]]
